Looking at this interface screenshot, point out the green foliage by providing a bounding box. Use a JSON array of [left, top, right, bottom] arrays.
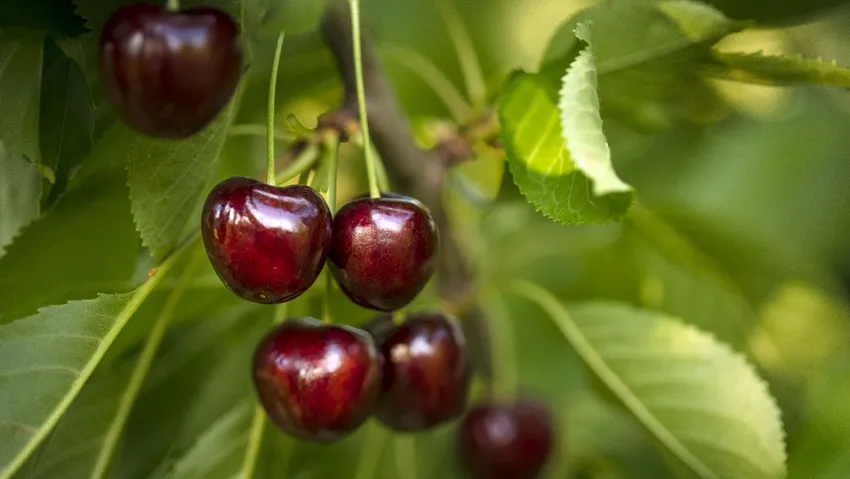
[[706, 51, 850, 87], [0, 30, 44, 167], [0, 148, 40, 255], [499, 71, 632, 224], [513, 283, 787, 479], [0, 1, 87, 37]]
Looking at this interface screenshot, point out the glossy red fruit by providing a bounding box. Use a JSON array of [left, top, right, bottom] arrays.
[[201, 177, 332, 304], [99, 3, 242, 138], [329, 195, 438, 312], [458, 400, 554, 479], [252, 317, 382, 443], [371, 313, 470, 431]]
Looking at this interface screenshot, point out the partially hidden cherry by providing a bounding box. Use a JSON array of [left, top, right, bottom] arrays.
[[99, 3, 243, 138], [252, 317, 382, 443], [370, 312, 471, 431], [201, 177, 332, 304], [329, 195, 438, 312], [458, 400, 554, 479]]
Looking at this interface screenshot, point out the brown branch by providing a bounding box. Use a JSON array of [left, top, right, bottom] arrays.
[[320, 0, 475, 309]]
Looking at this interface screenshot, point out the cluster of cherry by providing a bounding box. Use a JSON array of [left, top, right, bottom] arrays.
[[99, 3, 553, 477]]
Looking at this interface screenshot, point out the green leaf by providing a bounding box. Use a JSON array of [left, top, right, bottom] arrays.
[[499, 71, 632, 224], [0, 287, 159, 478], [0, 29, 44, 164], [246, 0, 324, 36], [705, 51, 850, 88], [559, 23, 632, 197], [0, 146, 40, 257], [657, 0, 740, 42], [0, 168, 139, 323], [160, 403, 252, 479], [512, 283, 787, 479], [0, 1, 87, 37], [38, 39, 95, 206], [126, 106, 236, 262]]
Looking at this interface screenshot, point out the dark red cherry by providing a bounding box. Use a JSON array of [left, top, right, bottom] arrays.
[[458, 400, 554, 479], [329, 195, 438, 312], [373, 312, 471, 431], [99, 3, 242, 138], [252, 317, 382, 443], [201, 177, 332, 304]]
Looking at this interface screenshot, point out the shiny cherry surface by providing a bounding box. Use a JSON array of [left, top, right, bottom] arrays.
[[99, 3, 242, 137], [201, 177, 331, 304], [458, 400, 554, 479], [373, 313, 470, 431], [329, 195, 438, 312], [252, 317, 382, 443]]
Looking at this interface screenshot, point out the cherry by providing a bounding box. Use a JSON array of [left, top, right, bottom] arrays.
[[99, 3, 242, 138], [252, 317, 382, 443], [458, 400, 554, 479], [201, 177, 332, 304], [369, 312, 471, 431], [329, 195, 438, 312]]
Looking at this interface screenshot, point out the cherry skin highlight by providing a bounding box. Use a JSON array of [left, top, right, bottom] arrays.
[[458, 400, 554, 479], [252, 317, 382, 443], [371, 312, 471, 431], [99, 3, 243, 138], [201, 177, 332, 304], [329, 195, 438, 312]]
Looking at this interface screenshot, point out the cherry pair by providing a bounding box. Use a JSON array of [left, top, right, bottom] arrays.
[[200, 178, 437, 310], [251, 312, 470, 442]]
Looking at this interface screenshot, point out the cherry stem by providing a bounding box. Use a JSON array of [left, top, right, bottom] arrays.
[[166, 0, 180, 11], [323, 133, 340, 212], [348, 0, 380, 199], [489, 295, 519, 401], [267, 31, 286, 187], [275, 144, 319, 185], [323, 271, 333, 324]]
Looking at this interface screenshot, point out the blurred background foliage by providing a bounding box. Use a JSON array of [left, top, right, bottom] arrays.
[[4, 0, 850, 477]]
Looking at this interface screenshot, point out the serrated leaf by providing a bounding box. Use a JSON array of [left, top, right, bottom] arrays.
[[0, 168, 139, 323], [706, 51, 850, 88], [499, 71, 632, 224], [0, 29, 44, 164], [0, 146, 40, 257], [559, 24, 632, 196], [657, 0, 739, 42], [126, 105, 236, 262], [513, 284, 787, 479], [0, 1, 87, 37], [0, 289, 153, 478], [38, 39, 95, 206]]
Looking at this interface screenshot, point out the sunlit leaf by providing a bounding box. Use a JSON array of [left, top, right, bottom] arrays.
[[499, 71, 631, 224]]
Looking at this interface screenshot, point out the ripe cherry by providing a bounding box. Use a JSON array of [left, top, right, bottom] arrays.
[[201, 177, 332, 304], [99, 3, 243, 138], [252, 317, 382, 443], [458, 400, 554, 479], [329, 195, 438, 312], [370, 312, 471, 431]]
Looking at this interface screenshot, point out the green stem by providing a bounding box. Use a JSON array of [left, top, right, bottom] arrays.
[[90, 253, 203, 478], [434, 0, 486, 107], [166, 0, 180, 11], [229, 124, 295, 141], [267, 31, 286, 186], [489, 295, 518, 401], [323, 270, 333, 324], [323, 133, 340, 212], [348, 0, 381, 199], [393, 435, 418, 479], [275, 144, 320, 185], [352, 423, 388, 479]]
